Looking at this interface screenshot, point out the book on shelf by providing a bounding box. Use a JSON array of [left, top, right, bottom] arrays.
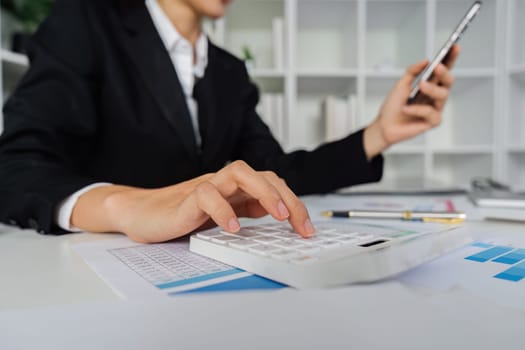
[[323, 94, 357, 142], [272, 17, 284, 70], [257, 93, 287, 146]]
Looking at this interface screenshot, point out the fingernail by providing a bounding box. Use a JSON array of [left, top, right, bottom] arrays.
[[277, 200, 290, 219], [228, 217, 240, 232], [304, 219, 315, 236]]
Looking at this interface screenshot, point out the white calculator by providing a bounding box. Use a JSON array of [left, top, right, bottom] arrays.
[[189, 220, 470, 289]]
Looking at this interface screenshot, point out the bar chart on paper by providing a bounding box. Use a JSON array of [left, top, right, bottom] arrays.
[[399, 240, 525, 310], [465, 243, 525, 282]]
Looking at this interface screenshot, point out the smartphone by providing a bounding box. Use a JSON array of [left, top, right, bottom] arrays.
[[407, 1, 482, 105]]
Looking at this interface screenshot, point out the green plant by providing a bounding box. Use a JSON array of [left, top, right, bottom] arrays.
[[241, 45, 255, 62], [1, 0, 54, 33]]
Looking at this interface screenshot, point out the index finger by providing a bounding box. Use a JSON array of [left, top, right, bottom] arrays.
[[399, 59, 429, 86], [209, 161, 294, 222], [404, 44, 460, 83], [406, 59, 429, 77], [262, 172, 315, 238]]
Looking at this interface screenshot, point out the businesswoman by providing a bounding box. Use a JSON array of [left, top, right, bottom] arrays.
[[0, 0, 458, 242]]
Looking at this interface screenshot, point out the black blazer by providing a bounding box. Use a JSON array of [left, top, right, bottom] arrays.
[[0, 0, 383, 235]]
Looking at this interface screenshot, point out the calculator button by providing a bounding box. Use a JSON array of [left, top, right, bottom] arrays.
[[256, 229, 283, 236], [270, 250, 302, 261], [336, 231, 360, 237], [316, 233, 340, 239], [290, 255, 319, 265], [253, 236, 281, 244], [231, 231, 260, 239], [211, 235, 241, 244], [355, 233, 375, 241], [314, 225, 337, 233], [196, 231, 223, 240], [248, 244, 280, 256], [229, 240, 259, 250], [337, 236, 360, 244], [274, 240, 306, 249], [317, 240, 341, 248], [275, 233, 300, 240], [296, 237, 326, 245], [295, 245, 322, 254], [246, 225, 264, 229]]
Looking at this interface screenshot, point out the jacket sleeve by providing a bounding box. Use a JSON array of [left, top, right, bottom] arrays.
[[0, 0, 101, 234], [234, 66, 383, 196]]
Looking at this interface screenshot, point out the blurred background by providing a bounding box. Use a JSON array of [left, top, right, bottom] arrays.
[[1, 0, 524, 192]]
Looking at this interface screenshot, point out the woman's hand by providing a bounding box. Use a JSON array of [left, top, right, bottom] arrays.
[[71, 160, 314, 243], [363, 45, 460, 159]]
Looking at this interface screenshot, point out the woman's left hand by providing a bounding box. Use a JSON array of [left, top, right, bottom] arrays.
[[363, 45, 460, 159]]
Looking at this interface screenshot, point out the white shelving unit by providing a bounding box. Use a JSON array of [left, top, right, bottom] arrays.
[[1, 0, 524, 191], [297, 0, 358, 71], [214, 0, 524, 191], [505, 0, 525, 191], [365, 0, 426, 73]]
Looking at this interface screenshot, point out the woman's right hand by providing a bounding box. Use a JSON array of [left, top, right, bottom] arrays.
[[71, 160, 315, 243]]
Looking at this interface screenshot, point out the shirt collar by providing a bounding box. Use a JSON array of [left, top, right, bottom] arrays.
[[145, 0, 208, 77]]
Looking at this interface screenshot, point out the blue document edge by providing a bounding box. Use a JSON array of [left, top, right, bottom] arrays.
[[169, 275, 286, 295]]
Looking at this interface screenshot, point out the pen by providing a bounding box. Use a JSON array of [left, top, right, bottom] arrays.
[[321, 210, 466, 223]]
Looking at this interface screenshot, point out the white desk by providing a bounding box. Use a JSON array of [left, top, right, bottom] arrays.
[[0, 225, 119, 311], [1, 195, 525, 349]]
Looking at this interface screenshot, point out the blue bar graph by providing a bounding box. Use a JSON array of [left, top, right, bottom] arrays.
[[465, 243, 525, 283], [493, 249, 525, 265], [171, 275, 285, 295], [494, 261, 525, 282], [156, 268, 243, 289], [465, 246, 514, 262]]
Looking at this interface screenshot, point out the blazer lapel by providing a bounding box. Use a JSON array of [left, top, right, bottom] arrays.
[[118, 2, 198, 159]]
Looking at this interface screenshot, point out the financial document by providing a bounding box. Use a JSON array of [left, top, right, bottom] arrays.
[[73, 195, 472, 299], [73, 237, 284, 299], [398, 236, 525, 311]]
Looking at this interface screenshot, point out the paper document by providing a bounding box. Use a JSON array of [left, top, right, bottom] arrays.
[[399, 236, 525, 310], [302, 194, 481, 220], [73, 237, 284, 299]]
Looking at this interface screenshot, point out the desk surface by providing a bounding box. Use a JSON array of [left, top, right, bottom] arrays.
[[1, 195, 525, 349], [0, 225, 119, 310]]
